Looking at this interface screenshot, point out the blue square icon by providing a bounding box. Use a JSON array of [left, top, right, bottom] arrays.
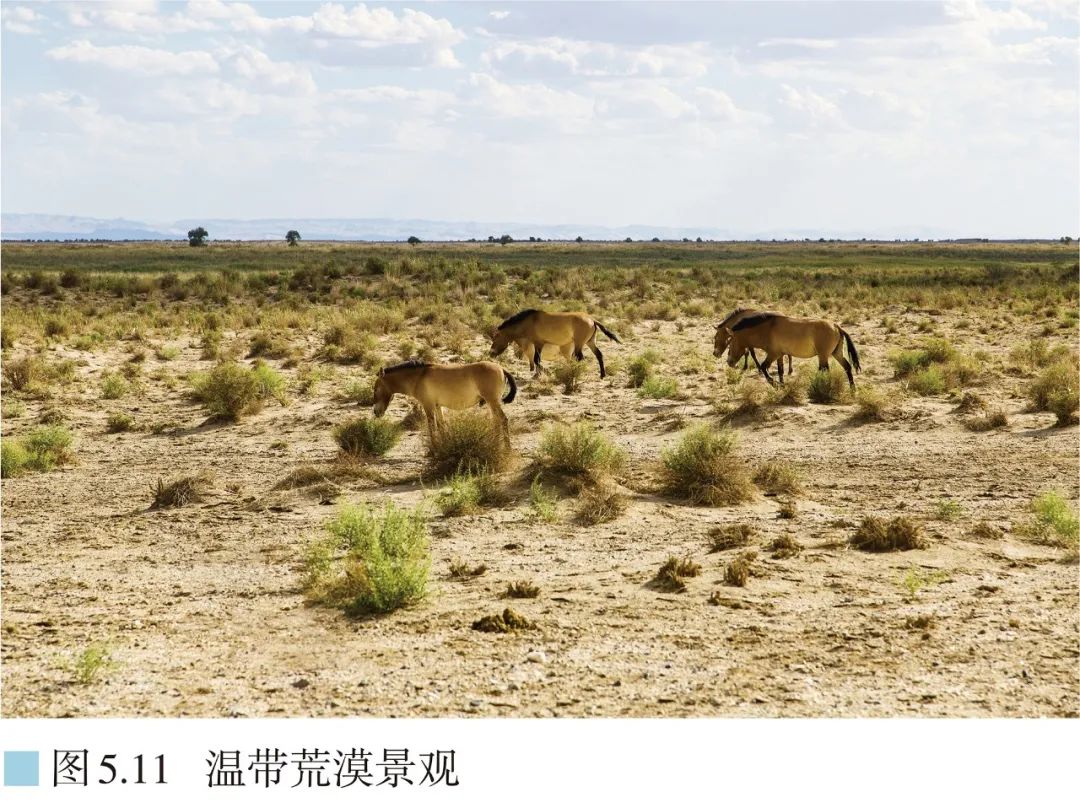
[[4, 751, 39, 787]]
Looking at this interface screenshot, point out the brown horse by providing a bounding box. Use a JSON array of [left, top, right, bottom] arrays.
[[715, 312, 861, 387], [715, 308, 793, 378], [373, 360, 516, 446], [490, 309, 620, 378]]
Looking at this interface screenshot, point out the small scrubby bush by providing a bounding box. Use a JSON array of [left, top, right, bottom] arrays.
[[854, 384, 894, 421], [808, 367, 849, 403], [528, 475, 558, 523], [334, 417, 401, 458], [850, 516, 927, 552], [626, 350, 660, 388], [575, 481, 627, 525], [151, 471, 214, 508], [536, 423, 625, 479], [100, 372, 129, 400], [1, 439, 30, 478], [753, 461, 802, 495], [659, 424, 754, 506], [907, 366, 946, 396], [1018, 491, 1079, 550], [437, 470, 503, 516], [638, 375, 678, 399], [4, 426, 75, 476], [505, 580, 540, 598], [553, 361, 587, 394], [191, 360, 283, 420], [653, 555, 701, 592], [1027, 358, 1078, 426], [708, 523, 755, 552], [304, 502, 430, 616], [427, 410, 510, 476], [106, 412, 135, 433]]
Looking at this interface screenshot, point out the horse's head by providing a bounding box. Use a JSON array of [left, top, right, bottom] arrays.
[[372, 373, 393, 417], [489, 328, 511, 358], [713, 325, 734, 358]]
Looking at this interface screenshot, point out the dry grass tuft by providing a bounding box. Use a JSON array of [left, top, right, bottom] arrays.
[[427, 410, 511, 477], [334, 416, 401, 458], [768, 534, 803, 559], [575, 480, 627, 525], [151, 471, 214, 508], [472, 608, 535, 633], [448, 560, 487, 579], [849, 516, 927, 552], [536, 422, 625, 480], [753, 460, 802, 496], [659, 424, 755, 506], [708, 523, 756, 552], [504, 580, 540, 598], [724, 551, 758, 587], [652, 555, 701, 592]]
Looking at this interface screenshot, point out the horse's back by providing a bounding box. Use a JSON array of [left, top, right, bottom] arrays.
[[533, 311, 592, 343], [419, 361, 503, 409]]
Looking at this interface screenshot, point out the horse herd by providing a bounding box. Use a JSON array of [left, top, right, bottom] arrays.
[[371, 307, 862, 447]]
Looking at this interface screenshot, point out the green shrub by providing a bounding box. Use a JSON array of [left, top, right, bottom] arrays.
[[248, 331, 290, 359], [553, 361, 587, 394], [2, 356, 44, 391], [106, 412, 135, 433], [891, 349, 931, 377], [71, 641, 118, 684], [334, 417, 401, 458], [659, 424, 754, 506], [304, 502, 430, 616], [808, 367, 849, 403], [935, 499, 963, 521], [528, 475, 558, 523], [638, 375, 678, 399], [907, 366, 946, 396], [1, 439, 29, 478], [21, 426, 74, 472], [1027, 358, 1079, 426], [427, 410, 510, 476], [922, 338, 957, 364], [191, 360, 282, 420], [343, 378, 375, 406], [437, 470, 503, 516], [626, 350, 660, 388], [251, 360, 287, 404], [753, 461, 802, 495], [536, 423, 625, 479], [1018, 491, 1079, 550], [854, 384, 895, 421], [100, 372, 129, 400]]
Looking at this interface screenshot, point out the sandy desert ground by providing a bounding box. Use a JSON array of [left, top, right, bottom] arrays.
[[3, 251, 1077, 717]]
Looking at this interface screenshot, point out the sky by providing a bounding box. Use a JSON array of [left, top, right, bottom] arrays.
[[1, 0, 1077, 237]]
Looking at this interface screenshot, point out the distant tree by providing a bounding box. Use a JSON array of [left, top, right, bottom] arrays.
[[286, 230, 301, 246], [575, 235, 584, 243], [651, 237, 660, 242], [499, 234, 513, 245], [187, 227, 208, 247], [407, 235, 421, 245], [487, 235, 496, 243], [1061, 236, 1074, 244], [696, 237, 703, 243], [624, 237, 633, 242]]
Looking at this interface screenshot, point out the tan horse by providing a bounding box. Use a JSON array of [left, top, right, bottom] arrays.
[[715, 312, 861, 387], [372, 360, 516, 446], [715, 308, 793, 378], [490, 309, 620, 378]]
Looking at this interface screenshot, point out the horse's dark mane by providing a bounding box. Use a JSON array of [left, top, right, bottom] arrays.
[[732, 313, 775, 331], [497, 309, 541, 331], [379, 359, 431, 376], [719, 307, 751, 326]]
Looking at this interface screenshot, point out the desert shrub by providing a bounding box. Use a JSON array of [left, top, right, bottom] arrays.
[[1009, 338, 1050, 369], [100, 372, 129, 400], [1, 440, 29, 478], [768, 534, 803, 559], [652, 555, 701, 592], [334, 417, 401, 458], [13, 426, 75, 473], [2, 356, 44, 391], [71, 641, 118, 684], [849, 516, 927, 552], [304, 502, 430, 616], [575, 481, 627, 525], [38, 405, 66, 425], [965, 409, 1009, 431], [808, 367, 849, 403], [891, 349, 931, 377], [626, 350, 660, 388], [721, 378, 771, 420], [343, 378, 376, 406], [472, 608, 535, 633], [528, 475, 558, 523], [428, 410, 510, 476], [106, 412, 135, 433], [708, 523, 755, 552], [954, 391, 987, 413], [773, 373, 809, 405], [1027, 358, 1079, 426], [536, 423, 625, 479], [151, 471, 214, 508], [199, 330, 222, 360], [853, 384, 895, 421], [922, 338, 957, 364], [191, 360, 281, 420], [251, 361, 287, 403], [907, 366, 946, 396], [448, 560, 487, 578], [1017, 491, 1079, 550], [778, 499, 798, 519], [437, 470, 503, 516], [899, 568, 949, 600], [935, 499, 963, 521], [659, 424, 754, 506], [941, 356, 982, 388], [504, 580, 540, 599], [553, 361, 587, 394], [638, 375, 678, 399], [248, 331, 290, 359], [753, 461, 802, 495], [724, 551, 757, 587]]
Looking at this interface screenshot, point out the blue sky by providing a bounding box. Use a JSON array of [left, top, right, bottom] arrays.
[[1, 1, 1077, 236]]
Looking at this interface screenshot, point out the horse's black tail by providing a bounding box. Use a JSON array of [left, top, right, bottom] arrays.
[[502, 370, 517, 403], [595, 321, 620, 343], [840, 328, 861, 373]]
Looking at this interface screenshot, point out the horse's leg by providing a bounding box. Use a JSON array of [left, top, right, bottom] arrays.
[[758, 352, 779, 386], [832, 345, 855, 387], [488, 400, 511, 449], [787, 355, 793, 374], [586, 335, 605, 378], [424, 404, 439, 440], [744, 348, 757, 371], [532, 344, 544, 378], [776, 358, 785, 384]]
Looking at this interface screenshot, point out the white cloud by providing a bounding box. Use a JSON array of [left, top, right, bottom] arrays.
[[779, 84, 844, 125], [46, 40, 219, 76], [67, 1, 215, 34], [218, 45, 316, 95], [490, 11, 511, 21], [483, 38, 710, 78], [2, 5, 42, 34]]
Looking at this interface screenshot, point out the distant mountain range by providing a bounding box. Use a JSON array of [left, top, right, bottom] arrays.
[[0, 213, 1010, 242]]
